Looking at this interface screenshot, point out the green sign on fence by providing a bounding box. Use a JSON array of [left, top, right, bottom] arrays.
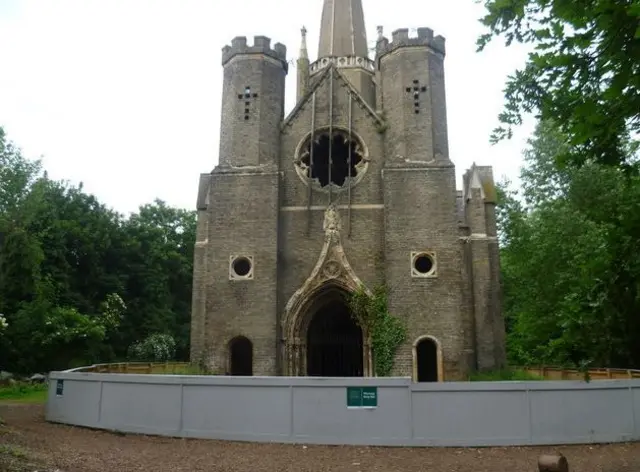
[[346, 387, 378, 408], [56, 379, 64, 396]]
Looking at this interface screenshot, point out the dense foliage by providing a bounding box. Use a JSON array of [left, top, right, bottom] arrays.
[[477, 0, 640, 169], [0, 127, 196, 374], [498, 120, 640, 369]]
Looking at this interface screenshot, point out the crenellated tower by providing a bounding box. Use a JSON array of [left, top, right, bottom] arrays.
[[190, 35, 288, 375], [218, 36, 288, 168], [374, 26, 475, 379], [376, 27, 449, 166]]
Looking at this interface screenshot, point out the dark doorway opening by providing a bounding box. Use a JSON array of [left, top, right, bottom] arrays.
[[229, 336, 253, 376], [416, 338, 439, 382], [307, 299, 363, 377]]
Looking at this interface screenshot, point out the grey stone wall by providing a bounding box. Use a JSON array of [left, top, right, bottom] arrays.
[[280, 69, 385, 209], [382, 166, 469, 379], [203, 171, 280, 375]]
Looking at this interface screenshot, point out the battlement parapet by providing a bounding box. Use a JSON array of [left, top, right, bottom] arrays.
[[375, 27, 446, 61], [222, 35, 288, 71]]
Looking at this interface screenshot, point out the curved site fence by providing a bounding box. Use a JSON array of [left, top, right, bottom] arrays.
[[46, 369, 640, 447]]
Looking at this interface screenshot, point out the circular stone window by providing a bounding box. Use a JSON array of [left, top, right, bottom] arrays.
[[295, 128, 368, 191], [411, 252, 436, 278], [229, 255, 254, 280]]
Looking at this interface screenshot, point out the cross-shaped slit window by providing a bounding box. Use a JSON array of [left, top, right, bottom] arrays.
[[405, 80, 427, 114], [237, 86, 258, 121]]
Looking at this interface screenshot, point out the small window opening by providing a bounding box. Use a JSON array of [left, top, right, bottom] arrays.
[[413, 254, 434, 274], [232, 257, 252, 277]]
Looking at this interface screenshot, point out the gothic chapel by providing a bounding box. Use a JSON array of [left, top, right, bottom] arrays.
[[190, 0, 507, 381]]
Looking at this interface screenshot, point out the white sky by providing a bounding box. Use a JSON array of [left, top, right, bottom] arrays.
[[0, 0, 534, 216]]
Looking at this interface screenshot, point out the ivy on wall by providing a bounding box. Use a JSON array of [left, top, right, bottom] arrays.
[[349, 284, 407, 377]]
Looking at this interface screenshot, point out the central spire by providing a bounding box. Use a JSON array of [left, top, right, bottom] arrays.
[[318, 0, 369, 59]]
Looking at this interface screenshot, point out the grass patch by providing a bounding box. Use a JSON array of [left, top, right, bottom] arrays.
[[468, 368, 544, 381], [0, 445, 27, 459], [0, 444, 45, 472], [0, 382, 48, 404]]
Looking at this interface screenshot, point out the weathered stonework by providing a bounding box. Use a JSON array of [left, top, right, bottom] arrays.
[[190, 0, 507, 380]]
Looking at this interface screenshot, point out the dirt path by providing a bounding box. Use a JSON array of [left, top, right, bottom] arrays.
[[1, 403, 640, 472]]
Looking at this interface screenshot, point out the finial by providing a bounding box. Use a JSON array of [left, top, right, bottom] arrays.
[[300, 25, 309, 59], [377, 25, 383, 40]]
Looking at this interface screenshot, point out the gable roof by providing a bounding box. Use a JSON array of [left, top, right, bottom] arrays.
[[463, 163, 498, 203], [281, 64, 384, 130]]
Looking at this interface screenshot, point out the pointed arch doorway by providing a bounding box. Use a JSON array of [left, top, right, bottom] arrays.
[[284, 285, 372, 377], [307, 296, 364, 377]]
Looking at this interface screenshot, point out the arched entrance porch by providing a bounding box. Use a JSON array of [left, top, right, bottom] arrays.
[[283, 285, 373, 377]]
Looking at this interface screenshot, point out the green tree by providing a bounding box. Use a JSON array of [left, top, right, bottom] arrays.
[[477, 0, 640, 169], [0, 127, 196, 373], [0, 127, 42, 215], [117, 200, 196, 360], [498, 120, 640, 368]]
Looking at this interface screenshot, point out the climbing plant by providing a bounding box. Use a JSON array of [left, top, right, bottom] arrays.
[[349, 284, 406, 377]]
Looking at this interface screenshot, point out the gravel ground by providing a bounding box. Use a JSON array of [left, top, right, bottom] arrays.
[[1, 403, 640, 472]]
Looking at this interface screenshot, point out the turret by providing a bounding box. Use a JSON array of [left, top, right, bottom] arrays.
[[376, 28, 450, 166], [218, 36, 288, 168], [297, 27, 310, 102]]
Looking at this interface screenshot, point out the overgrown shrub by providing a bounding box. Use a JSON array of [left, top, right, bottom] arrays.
[[127, 333, 176, 362]]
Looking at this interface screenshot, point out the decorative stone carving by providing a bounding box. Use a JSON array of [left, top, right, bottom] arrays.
[[323, 259, 342, 279], [323, 204, 341, 233], [309, 55, 375, 74], [282, 205, 370, 343]]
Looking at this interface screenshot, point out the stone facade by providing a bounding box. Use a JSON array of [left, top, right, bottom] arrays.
[[190, 0, 506, 380]]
